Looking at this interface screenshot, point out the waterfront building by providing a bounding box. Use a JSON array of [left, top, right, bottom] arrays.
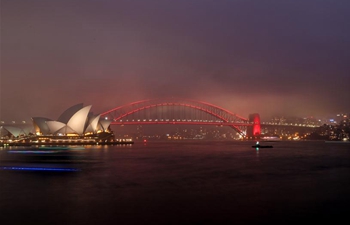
[[32, 103, 111, 136], [1, 104, 134, 146]]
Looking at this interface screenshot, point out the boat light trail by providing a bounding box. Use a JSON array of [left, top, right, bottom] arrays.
[[0, 166, 80, 172]]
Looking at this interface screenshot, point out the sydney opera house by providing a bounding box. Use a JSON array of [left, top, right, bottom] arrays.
[[0, 103, 126, 145], [33, 103, 111, 135]]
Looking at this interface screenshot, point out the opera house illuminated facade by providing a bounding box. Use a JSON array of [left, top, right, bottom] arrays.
[[32, 103, 111, 136], [1, 103, 132, 146], [30, 103, 115, 144]]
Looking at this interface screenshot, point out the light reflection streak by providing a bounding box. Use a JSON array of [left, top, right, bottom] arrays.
[[8, 150, 60, 154], [0, 166, 80, 172]]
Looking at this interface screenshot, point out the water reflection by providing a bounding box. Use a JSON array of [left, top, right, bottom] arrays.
[[255, 147, 260, 160], [0, 146, 84, 172], [0, 166, 80, 172], [1, 141, 349, 225]]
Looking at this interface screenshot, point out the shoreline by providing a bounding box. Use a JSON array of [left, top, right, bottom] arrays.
[[0, 141, 134, 147]]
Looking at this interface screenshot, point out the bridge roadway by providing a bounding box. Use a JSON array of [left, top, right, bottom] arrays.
[[1, 121, 318, 128], [261, 122, 318, 128], [111, 119, 250, 126]]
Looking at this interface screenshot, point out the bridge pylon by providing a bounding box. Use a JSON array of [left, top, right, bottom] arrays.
[[247, 113, 261, 139]]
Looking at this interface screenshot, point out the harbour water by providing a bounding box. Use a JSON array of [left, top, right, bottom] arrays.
[[0, 141, 349, 225]]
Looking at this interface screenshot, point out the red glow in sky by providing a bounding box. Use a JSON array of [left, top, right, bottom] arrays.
[[1, 0, 350, 121]]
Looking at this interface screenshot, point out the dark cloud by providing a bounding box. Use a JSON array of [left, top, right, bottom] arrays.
[[1, 0, 350, 122]]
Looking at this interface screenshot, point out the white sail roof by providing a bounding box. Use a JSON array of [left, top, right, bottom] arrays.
[[67, 105, 92, 135], [57, 103, 84, 124], [55, 125, 77, 135], [1, 126, 23, 137], [32, 117, 52, 135], [46, 121, 66, 134], [85, 114, 101, 133], [99, 119, 112, 131], [30, 103, 103, 136]]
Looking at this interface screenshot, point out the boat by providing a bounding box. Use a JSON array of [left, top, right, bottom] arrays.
[[252, 141, 273, 148]]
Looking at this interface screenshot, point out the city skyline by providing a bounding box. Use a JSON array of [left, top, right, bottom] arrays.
[[1, 0, 350, 121]]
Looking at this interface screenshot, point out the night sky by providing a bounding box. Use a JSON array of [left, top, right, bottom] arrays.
[[1, 0, 350, 122]]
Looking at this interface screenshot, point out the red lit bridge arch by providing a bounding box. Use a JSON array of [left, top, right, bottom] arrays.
[[101, 98, 261, 138]]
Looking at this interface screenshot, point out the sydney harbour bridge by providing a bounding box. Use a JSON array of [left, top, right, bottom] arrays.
[[1, 98, 318, 140], [100, 98, 261, 138]]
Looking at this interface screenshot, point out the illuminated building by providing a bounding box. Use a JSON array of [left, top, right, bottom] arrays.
[[0, 103, 131, 145], [32, 103, 112, 136]]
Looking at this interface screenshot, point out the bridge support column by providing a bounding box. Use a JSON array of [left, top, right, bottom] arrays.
[[247, 113, 261, 139]]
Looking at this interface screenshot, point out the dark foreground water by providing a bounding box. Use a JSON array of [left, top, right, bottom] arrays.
[[0, 141, 349, 225]]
